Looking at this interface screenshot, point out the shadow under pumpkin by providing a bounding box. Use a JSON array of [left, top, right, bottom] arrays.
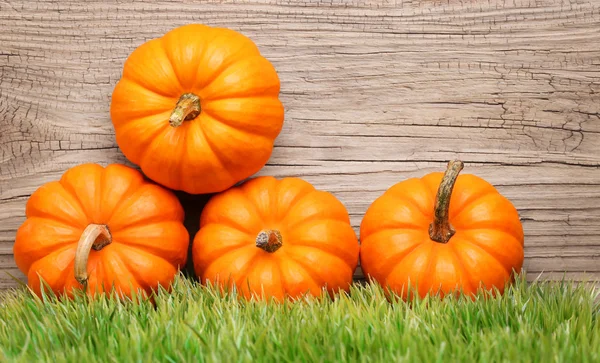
[[173, 191, 213, 279]]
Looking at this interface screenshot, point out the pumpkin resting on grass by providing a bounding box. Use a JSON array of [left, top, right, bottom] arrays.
[[192, 176, 360, 301], [360, 160, 524, 299], [13, 164, 189, 298], [110, 24, 284, 194]]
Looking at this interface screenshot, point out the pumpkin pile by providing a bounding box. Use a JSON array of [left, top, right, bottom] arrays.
[[13, 24, 524, 302]]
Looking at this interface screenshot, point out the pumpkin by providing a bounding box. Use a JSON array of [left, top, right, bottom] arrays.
[[13, 163, 189, 298], [192, 176, 360, 300], [110, 24, 284, 194], [359, 160, 524, 299]]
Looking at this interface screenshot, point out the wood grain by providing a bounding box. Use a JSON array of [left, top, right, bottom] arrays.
[[1, 0, 599, 289]]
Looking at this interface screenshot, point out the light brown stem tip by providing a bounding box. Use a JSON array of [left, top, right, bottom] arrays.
[[74, 224, 112, 285], [429, 160, 464, 243], [169, 93, 201, 127], [256, 229, 283, 253]]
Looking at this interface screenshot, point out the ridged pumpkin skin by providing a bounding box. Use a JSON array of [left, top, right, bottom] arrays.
[[192, 176, 360, 301], [13, 164, 189, 298], [110, 24, 284, 194], [360, 161, 524, 299]]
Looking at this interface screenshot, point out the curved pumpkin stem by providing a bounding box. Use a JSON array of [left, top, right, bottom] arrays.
[[74, 224, 112, 285], [429, 160, 464, 243], [256, 229, 283, 253], [169, 93, 201, 127]]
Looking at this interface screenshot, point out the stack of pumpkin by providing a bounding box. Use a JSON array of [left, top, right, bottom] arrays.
[[13, 24, 524, 302]]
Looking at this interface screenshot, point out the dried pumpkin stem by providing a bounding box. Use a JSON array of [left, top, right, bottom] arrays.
[[256, 229, 283, 253], [169, 93, 201, 127], [74, 224, 112, 285], [429, 160, 464, 243]]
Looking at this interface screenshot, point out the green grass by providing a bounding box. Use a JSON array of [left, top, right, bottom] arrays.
[[0, 274, 598, 363]]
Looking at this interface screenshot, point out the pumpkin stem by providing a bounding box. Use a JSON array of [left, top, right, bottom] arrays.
[[256, 229, 283, 253], [429, 160, 464, 243], [169, 93, 201, 127], [74, 224, 112, 285]]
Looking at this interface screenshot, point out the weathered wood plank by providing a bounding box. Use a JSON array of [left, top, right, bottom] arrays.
[[1, 0, 599, 289]]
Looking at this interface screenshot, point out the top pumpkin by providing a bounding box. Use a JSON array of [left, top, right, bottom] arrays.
[[110, 24, 284, 194]]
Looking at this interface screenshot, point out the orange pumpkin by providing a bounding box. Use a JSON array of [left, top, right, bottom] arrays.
[[13, 164, 189, 298], [360, 160, 524, 299], [110, 24, 284, 194], [192, 176, 360, 300]]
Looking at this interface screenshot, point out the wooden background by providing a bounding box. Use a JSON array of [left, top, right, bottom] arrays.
[[1, 0, 599, 289]]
